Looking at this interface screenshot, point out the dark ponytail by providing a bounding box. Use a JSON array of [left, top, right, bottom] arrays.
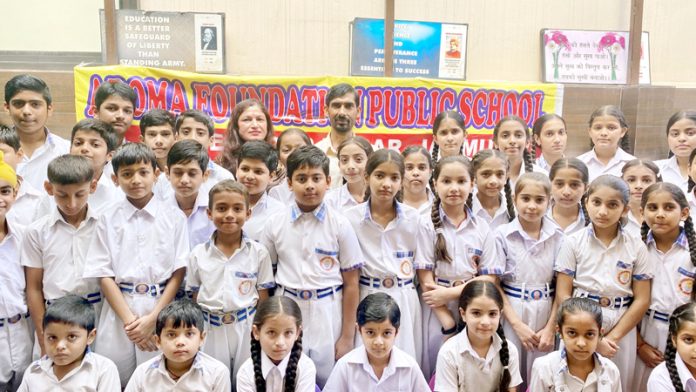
[[523, 147, 534, 173], [683, 216, 696, 301], [496, 323, 512, 392], [283, 332, 303, 392], [250, 335, 266, 392], [503, 178, 515, 222], [664, 302, 696, 392], [431, 195, 451, 263]]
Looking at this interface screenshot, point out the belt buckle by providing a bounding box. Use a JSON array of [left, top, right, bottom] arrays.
[[382, 277, 395, 288], [134, 283, 150, 295], [7, 314, 22, 324], [529, 289, 543, 300], [299, 290, 313, 300], [452, 280, 465, 287], [598, 297, 612, 307], [221, 313, 236, 324]]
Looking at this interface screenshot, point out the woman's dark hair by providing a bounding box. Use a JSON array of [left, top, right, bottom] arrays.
[[493, 116, 533, 173], [357, 292, 401, 328], [431, 110, 466, 163], [531, 113, 566, 158], [665, 110, 696, 158], [549, 158, 590, 225], [250, 297, 303, 392], [556, 297, 602, 331], [664, 302, 696, 392], [470, 149, 515, 221], [588, 105, 630, 151], [219, 99, 275, 173], [640, 182, 696, 300], [364, 149, 404, 201], [458, 280, 510, 392], [430, 156, 472, 264]]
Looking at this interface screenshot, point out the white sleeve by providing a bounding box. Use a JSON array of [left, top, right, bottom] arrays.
[[528, 355, 551, 392], [506, 340, 523, 387], [434, 341, 459, 391], [97, 357, 122, 392], [322, 358, 348, 392], [554, 234, 578, 277], [295, 354, 317, 392], [123, 365, 144, 392], [83, 215, 115, 278], [172, 213, 190, 271], [185, 250, 201, 292], [414, 217, 435, 271], [212, 363, 232, 392], [478, 224, 503, 276], [336, 217, 364, 272], [19, 225, 43, 268], [411, 364, 431, 392], [256, 244, 276, 290], [259, 219, 278, 265], [235, 359, 255, 392], [647, 363, 671, 392]]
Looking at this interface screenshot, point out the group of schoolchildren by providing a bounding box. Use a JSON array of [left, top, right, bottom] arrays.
[[2, 73, 696, 392]]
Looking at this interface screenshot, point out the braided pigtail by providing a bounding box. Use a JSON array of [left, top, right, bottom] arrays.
[[496, 323, 512, 392], [530, 137, 538, 161], [665, 339, 685, 392], [684, 216, 696, 301], [283, 332, 303, 392], [580, 192, 590, 226], [466, 192, 473, 210], [431, 142, 440, 166], [431, 195, 452, 263], [689, 177, 695, 193], [523, 147, 534, 173], [250, 333, 267, 392], [503, 178, 515, 222], [620, 133, 631, 152], [641, 221, 650, 244]]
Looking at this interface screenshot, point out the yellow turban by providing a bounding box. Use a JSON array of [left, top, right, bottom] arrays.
[[0, 151, 17, 188]]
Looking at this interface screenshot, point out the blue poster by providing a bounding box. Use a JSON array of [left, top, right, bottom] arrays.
[[351, 18, 467, 80]]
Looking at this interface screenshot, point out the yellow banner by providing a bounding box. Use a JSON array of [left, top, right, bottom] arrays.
[[74, 65, 563, 155]]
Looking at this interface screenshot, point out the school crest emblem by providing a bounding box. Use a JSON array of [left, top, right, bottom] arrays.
[[679, 278, 693, 296], [400, 260, 413, 275], [238, 280, 253, 296], [320, 256, 336, 271]]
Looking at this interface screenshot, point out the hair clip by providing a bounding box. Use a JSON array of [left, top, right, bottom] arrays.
[[435, 228, 445, 235]]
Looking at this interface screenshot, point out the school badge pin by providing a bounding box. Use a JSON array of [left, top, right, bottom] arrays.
[[400, 260, 413, 275], [617, 270, 631, 285], [679, 278, 693, 296], [320, 256, 336, 271], [238, 280, 253, 296]]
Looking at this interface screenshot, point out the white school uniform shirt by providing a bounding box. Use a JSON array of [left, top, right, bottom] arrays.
[[268, 182, 294, 204], [434, 327, 523, 391], [656, 156, 689, 193], [325, 183, 362, 211], [186, 233, 275, 312], [344, 201, 418, 279], [90, 173, 122, 214], [8, 179, 51, 225], [646, 230, 695, 314], [323, 345, 430, 392], [236, 351, 316, 392], [624, 210, 642, 239], [529, 349, 621, 392], [546, 203, 587, 236], [83, 196, 189, 284], [16, 129, 71, 191], [244, 192, 285, 242], [577, 147, 636, 182], [261, 202, 364, 289], [314, 133, 342, 189], [471, 189, 512, 231], [495, 216, 564, 285], [153, 171, 173, 200], [0, 219, 26, 318], [125, 351, 231, 392], [20, 206, 100, 300], [19, 351, 121, 392], [415, 206, 502, 278], [162, 190, 215, 249], [509, 163, 550, 191], [648, 354, 696, 392], [555, 225, 654, 298], [536, 154, 557, 172], [208, 160, 235, 183]]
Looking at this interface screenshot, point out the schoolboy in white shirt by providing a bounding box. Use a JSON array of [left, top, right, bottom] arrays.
[[237, 141, 284, 241], [69, 118, 121, 213], [83, 142, 189, 385], [3, 74, 70, 191], [140, 109, 178, 199], [125, 300, 231, 392], [175, 109, 234, 184], [261, 145, 364, 387], [324, 293, 430, 392], [19, 296, 121, 392], [22, 155, 100, 357], [163, 139, 215, 249], [0, 152, 32, 392], [187, 180, 275, 379]]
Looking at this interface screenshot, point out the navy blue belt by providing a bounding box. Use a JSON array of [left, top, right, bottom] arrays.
[[575, 290, 633, 309], [0, 312, 29, 327], [502, 282, 554, 301], [360, 276, 413, 289], [203, 307, 256, 326], [119, 281, 168, 297], [435, 277, 469, 288], [279, 285, 342, 300], [646, 309, 670, 323], [47, 291, 101, 305]]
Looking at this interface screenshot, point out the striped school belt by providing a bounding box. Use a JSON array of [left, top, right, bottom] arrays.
[[645, 309, 670, 323], [0, 312, 29, 327], [119, 280, 168, 297], [574, 289, 633, 309], [436, 277, 470, 288], [46, 291, 102, 305], [203, 307, 256, 326], [502, 282, 554, 301], [278, 284, 343, 300], [360, 276, 413, 289]]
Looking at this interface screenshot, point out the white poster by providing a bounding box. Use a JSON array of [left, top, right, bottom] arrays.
[[195, 13, 224, 73], [438, 23, 467, 79]]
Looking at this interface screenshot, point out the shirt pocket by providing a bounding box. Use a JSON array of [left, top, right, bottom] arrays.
[[394, 250, 415, 277], [314, 248, 339, 273], [231, 271, 258, 300], [615, 260, 634, 287], [676, 267, 695, 299]]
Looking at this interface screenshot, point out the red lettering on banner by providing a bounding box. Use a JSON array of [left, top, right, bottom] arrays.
[[438, 89, 455, 113], [366, 89, 384, 128], [240, 86, 261, 102], [502, 92, 518, 118], [210, 84, 229, 119], [170, 80, 187, 113], [520, 93, 534, 124], [226, 85, 239, 115], [192, 83, 211, 113], [129, 79, 147, 115], [301, 87, 321, 122], [286, 86, 302, 124], [383, 90, 399, 128], [486, 91, 503, 127], [458, 89, 473, 126], [415, 89, 430, 128], [316, 88, 329, 126], [401, 90, 417, 127], [471, 91, 486, 128], [85, 76, 102, 117], [145, 79, 169, 109], [266, 86, 286, 120], [533, 91, 544, 122]]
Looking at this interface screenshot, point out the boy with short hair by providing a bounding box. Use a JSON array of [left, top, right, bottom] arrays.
[[260, 145, 364, 386], [83, 142, 189, 385], [3, 74, 71, 190], [69, 118, 121, 212], [0, 151, 32, 392], [0, 125, 51, 226], [236, 141, 284, 241], [175, 109, 234, 183], [140, 109, 178, 199], [125, 300, 231, 391], [164, 139, 215, 249], [22, 154, 100, 356], [18, 295, 120, 391], [93, 80, 137, 147], [187, 180, 274, 380]]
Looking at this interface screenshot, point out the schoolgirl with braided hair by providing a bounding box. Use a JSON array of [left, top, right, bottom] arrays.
[[430, 110, 466, 164], [401, 145, 434, 216], [532, 113, 568, 172], [577, 105, 636, 182], [236, 296, 317, 392], [655, 110, 696, 193], [324, 293, 430, 391], [633, 183, 696, 391], [435, 280, 522, 391], [548, 158, 590, 234], [646, 302, 696, 391], [469, 149, 516, 230], [493, 116, 543, 189], [414, 155, 501, 376], [622, 158, 661, 239]]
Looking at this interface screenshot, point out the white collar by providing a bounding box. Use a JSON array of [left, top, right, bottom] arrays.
[[261, 351, 291, 380]]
